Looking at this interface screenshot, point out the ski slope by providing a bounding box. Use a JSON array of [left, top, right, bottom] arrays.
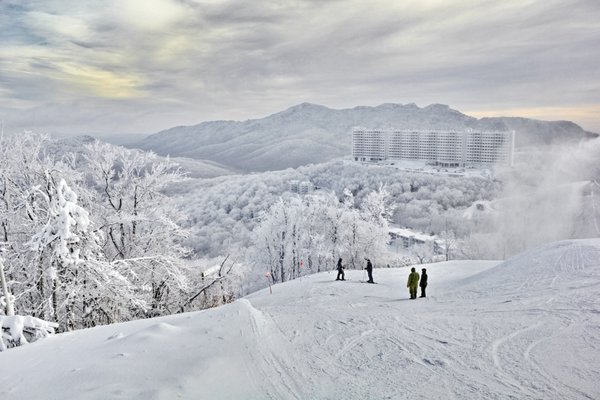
[[1, 239, 599, 399]]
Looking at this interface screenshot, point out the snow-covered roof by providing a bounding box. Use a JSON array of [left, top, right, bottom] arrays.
[[388, 226, 437, 242]]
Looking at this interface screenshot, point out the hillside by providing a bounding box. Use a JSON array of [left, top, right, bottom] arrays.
[[1, 239, 598, 399], [132, 103, 598, 172], [50, 135, 235, 179]]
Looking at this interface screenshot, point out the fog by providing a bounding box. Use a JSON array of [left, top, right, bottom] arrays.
[[491, 138, 600, 258]]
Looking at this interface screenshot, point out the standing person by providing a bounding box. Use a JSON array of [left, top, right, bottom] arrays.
[[419, 268, 428, 298], [336, 257, 345, 281], [407, 267, 420, 299], [365, 258, 374, 283]]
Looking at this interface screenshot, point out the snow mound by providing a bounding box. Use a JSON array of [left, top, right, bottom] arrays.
[[0, 315, 57, 351], [460, 239, 600, 296]]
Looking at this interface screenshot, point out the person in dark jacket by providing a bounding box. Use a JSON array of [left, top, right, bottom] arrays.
[[365, 258, 374, 283], [336, 257, 345, 281], [407, 267, 420, 299], [419, 268, 428, 298]]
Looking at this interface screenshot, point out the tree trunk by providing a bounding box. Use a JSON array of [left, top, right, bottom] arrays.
[[0, 259, 15, 316], [52, 277, 58, 323], [279, 231, 286, 283]]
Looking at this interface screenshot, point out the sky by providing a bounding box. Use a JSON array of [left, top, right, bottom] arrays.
[[1, 0, 599, 136]]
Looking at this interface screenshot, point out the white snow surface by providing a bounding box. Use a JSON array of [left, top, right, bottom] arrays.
[[1, 239, 599, 399]]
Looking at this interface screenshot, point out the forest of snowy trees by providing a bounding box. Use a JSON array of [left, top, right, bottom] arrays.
[[0, 134, 234, 338], [175, 160, 500, 268], [2, 132, 599, 343]]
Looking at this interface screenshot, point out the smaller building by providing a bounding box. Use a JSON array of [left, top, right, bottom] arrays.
[[389, 226, 443, 255], [289, 180, 313, 194], [298, 181, 313, 194], [289, 180, 300, 192]]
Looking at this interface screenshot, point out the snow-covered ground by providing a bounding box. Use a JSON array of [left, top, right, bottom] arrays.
[[1, 239, 599, 399], [357, 158, 493, 179]]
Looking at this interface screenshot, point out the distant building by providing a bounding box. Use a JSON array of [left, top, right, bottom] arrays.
[[289, 180, 300, 192], [289, 180, 313, 194], [299, 181, 312, 194], [353, 128, 515, 167], [389, 227, 443, 255]]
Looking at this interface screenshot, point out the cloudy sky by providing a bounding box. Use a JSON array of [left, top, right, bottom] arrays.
[[1, 0, 599, 135]]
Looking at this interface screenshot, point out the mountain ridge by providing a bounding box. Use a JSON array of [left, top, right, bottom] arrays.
[[131, 103, 598, 172]]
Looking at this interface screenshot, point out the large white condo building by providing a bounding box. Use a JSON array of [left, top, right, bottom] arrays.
[[352, 128, 515, 167]]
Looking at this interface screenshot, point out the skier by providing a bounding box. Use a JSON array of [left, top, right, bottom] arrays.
[[419, 268, 428, 298], [407, 267, 420, 299], [336, 257, 345, 281], [365, 258, 374, 283]]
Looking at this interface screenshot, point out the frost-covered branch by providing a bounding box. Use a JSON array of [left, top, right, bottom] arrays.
[[178, 256, 235, 313]]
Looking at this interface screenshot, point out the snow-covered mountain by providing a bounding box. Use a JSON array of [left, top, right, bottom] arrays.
[[2, 239, 598, 399], [132, 103, 598, 172]]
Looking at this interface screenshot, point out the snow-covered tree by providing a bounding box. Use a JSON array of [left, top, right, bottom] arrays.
[[82, 141, 191, 317], [0, 134, 200, 330], [254, 197, 296, 283], [356, 185, 392, 264], [29, 177, 133, 330], [252, 189, 393, 283], [412, 243, 435, 264], [0, 133, 63, 319]]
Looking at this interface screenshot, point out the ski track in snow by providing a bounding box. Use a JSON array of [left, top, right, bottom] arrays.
[[239, 299, 304, 400]]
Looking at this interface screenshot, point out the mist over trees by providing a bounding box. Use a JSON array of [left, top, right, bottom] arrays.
[[471, 141, 600, 258]]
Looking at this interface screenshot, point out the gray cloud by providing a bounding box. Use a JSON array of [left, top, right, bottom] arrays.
[[0, 0, 599, 135]]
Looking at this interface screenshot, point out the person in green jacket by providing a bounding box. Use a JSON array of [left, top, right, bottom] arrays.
[[407, 267, 420, 299]]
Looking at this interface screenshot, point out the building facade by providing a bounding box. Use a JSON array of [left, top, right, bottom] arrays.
[[353, 128, 515, 167], [288, 180, 313, 194], [388, 227, 443, 255]]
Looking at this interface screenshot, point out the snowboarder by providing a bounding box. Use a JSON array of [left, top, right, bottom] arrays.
[[365, 258, 374, 283], [419, 268, 428, 298], [336, 257, 345, 281], [407, 267, 420, 299]]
